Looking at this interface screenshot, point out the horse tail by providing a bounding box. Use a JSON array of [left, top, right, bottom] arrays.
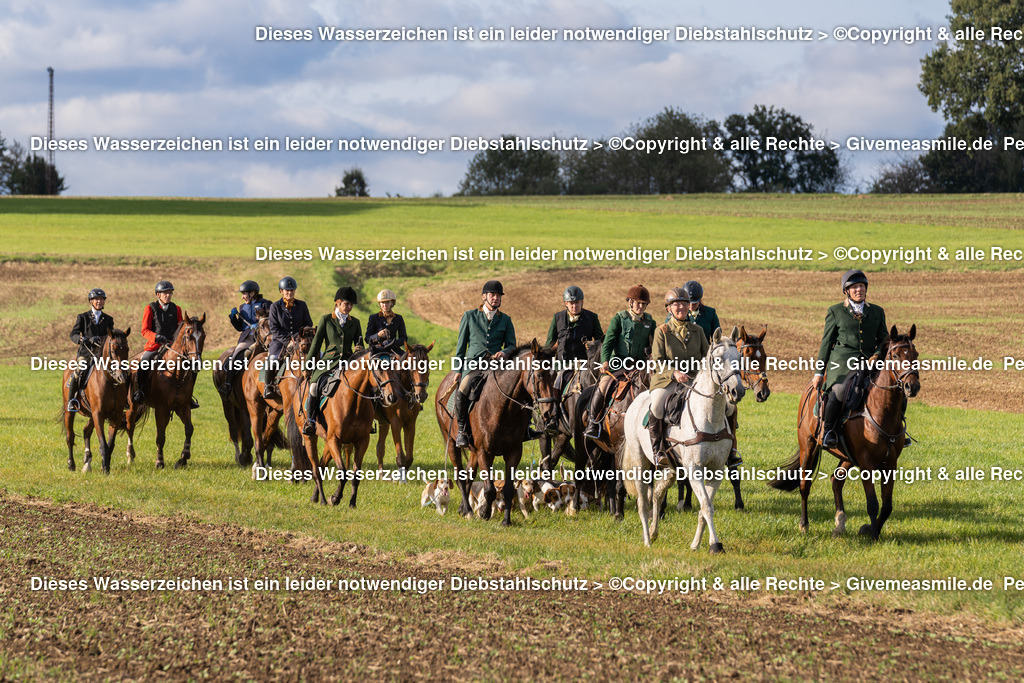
[[271, 424, 287, 450], [768, 447, 807, 491], [285, 407, 309, 471]]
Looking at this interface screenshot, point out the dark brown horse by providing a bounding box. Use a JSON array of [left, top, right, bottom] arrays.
[[770, 325, 920, 540], [241, 327, 313, 474], [62, 328, 132, 474], [212, 311, 271, 466], [375, 342, 434, 476], [296, 350, 403, 507], [538, 339, 601, 512], [125, 313, 206, 469], [435, 341, 559, 525], [678, 324, 770, 511], [574, 366, 649, 519]]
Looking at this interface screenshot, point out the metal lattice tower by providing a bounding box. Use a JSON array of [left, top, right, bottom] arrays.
[[47, 67, 54, 194]]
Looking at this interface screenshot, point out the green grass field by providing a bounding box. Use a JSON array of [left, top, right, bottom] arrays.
[[2, 195, 1023, 625]]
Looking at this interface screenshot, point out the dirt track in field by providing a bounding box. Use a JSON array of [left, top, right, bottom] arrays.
[[3, 493, 1024, 681], [0, 260, 243, 361], [408, 268, 1024, 413]]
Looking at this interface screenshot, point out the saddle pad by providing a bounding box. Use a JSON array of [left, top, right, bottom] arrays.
[[445, 373, 487, 414]]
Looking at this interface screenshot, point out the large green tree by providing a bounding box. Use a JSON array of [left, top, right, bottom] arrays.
[[919, 0, 1024, 191], [335, 167, 369, 197], [723, 105, 845, 193], [457, 135, 561, 195]]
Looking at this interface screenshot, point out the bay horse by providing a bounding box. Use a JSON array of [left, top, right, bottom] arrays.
[[574, 364, 650, 519], [678, 324, 770, 511], [769, 325, 919, 540], [241, 326, 314, 475], [125, 313, 206, 469], [538, 339, 601, 513], [374, 342, 434, 477], [434, 340, 560, 526], [620, 327, 745, 548], [212, 311, 271, 466], [295, 350, 403, 507], [62, 328, 132, 474]]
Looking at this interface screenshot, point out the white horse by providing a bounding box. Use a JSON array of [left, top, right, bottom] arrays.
[[620, 327, 746, 549]]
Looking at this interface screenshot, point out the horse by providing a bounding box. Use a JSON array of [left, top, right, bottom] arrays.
[[538, 339, 601, 513], [434, 341, 559, 525], [61, 328, 132, 474], [619, 327, 745, 548], [295, 350, 403, 507], [574, 363, 650, 519], [374, 342, 434, 478], [241, 326, 314, 475], [125, 313, 206, 470], [212, 310, 271, 466], [769, 325, 919, 540], [678, 324, 770, 512]]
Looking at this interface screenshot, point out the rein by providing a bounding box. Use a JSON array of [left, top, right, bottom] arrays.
[[736, 337, 768, 392]]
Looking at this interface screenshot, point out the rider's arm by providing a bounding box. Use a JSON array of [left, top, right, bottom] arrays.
[[545, 313, 558, 348], [70, 314, 85, 345], [304, 317, 326, 367], [499, 316, 516, 356], [393, 316, 407, 348], [229, 306, 245, 332], [454, 311, 471, 362], [141, 305, 158, 346], [601, 313, 620, 364], [871, 307, 888, 358], [591, 312, 604, 343], [815, 307, 838, 379]]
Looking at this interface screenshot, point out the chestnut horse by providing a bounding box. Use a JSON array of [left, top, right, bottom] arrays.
[[212, 311, 271, 466], [125, 313, 206, 470], [769, 325, 920, 540], [375, 342, 434, 476], [62, 328, 132, 474], [296, 350, 403, 507], [434, 341, 559, 526], [241, 326, 314, 474], [678, 324, 770, 512]]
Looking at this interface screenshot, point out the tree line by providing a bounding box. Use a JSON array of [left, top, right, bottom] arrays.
[[457, 105, 848, 196], [0, 131, 67, 195]]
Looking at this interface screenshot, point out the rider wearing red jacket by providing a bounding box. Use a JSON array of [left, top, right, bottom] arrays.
[[133, 280, 199, 408]]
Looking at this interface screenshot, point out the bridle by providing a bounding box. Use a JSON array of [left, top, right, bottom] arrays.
[[162, 319, 203, 364], [686, 340, 743, 402], [736, 336, 768, 393], [869, 341, 919, 392]]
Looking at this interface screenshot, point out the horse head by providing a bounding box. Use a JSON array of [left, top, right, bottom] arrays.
[[366, 353, 403, 408], [737, 324, 770, 402], [885, 324, 920, 398], [708, 327, 746, 405], [103, 327, 132, 385], [404, 341, 434, 404], [523, 339, 560, 432], [175, 311, 206, 362], [254, 309, 272, 351]]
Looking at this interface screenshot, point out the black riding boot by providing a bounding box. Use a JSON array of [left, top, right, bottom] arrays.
[[454, 391, 472, 448], [649, 416, 673, 468], [584, 387, 606, 439], [726, 411, 742, 466], [302, 393, 319, 436], [821, 393, 843, 449], [133, 369, 150, 404], [262, 364, 279, 399], [66, 373, 81, 411]]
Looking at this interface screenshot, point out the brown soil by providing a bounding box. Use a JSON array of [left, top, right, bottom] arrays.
[[3, 493, 1023, 681], [408, 269, 1024, 412], [0, 260, 244, 361]]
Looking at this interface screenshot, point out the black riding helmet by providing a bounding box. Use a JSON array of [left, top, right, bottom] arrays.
[[682, 280, 703, 302], [563, 285, 584, 302], [88, 288, 107, 300], [278, 276, 298, 291], [155, 280, 174, 293], [841, 269, 868, 292], [334, 286, 357, 303], [239, 280, 260, 294], [482, 280, 504, 295]]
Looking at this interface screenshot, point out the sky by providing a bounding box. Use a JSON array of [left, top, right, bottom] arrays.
[[0, 0, 953, 197]]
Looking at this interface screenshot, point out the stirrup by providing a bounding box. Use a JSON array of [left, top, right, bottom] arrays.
[[727, 450, 743, 467], [66, 398, 80, 413], [903, 434, 913, 448], [132, 391, 145, 404], [263, 383, 278, 399], [218, 381, 233, 396], [302, 418, 318, 436], [821, 430, 838, 449], [189, 397, 200, 409], [584, 420, 602, 439], [455, 430, 471, 448]]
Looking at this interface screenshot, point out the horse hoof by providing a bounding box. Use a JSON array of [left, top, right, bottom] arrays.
[[82, 462, 90, 473], [348, 502, 357, 509], [501, 518, 511, 527], [173, 459, 188, 470], [614, 513, 624, 522], [858, 524, 878, 539], [102, 467, 110, 476], [677, 502, 692, 512], [799, 524, 808, 533], [710, 543, 725, 554], [734, 501, 745, 511], [330, 496, 341, 506], [832, 528, 846, 538], [156, 461, 165, 470]]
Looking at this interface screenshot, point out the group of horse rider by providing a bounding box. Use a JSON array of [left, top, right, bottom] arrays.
[[66, 268, 892, 457]]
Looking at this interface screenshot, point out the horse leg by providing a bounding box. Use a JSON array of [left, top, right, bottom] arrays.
[[401, 418, 416, 481], [375, 419, 388, 471], [501, 449, 522, 527], [262, 411, 280, 469], [174, 408, 194, 470], [703, 478, 724, 553], [305, 436, 326, 505], [250, 405, 267, 474], [349, 437, 370, 509], [729, 464, 744, 510], [329, 441, 348, 506], [65, 408, 76, 472], [481, 478, 497, 522], [635, 465, 653, 547], [832, 461, 851, 536], [874, 474, 896, 538], [153, 408, 172, 469], [797, 443, 816, 533], [82, 420, 94, 473], [650, 467, 676, 544], [223, 398, 243, 466], [859, 475, 881, 540], [93, 412, 111, 475], [239, 404, 255, 466]]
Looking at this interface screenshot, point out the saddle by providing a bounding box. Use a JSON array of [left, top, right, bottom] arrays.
[[444, 372, 488, 415], [641, 385, 687, 428]]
